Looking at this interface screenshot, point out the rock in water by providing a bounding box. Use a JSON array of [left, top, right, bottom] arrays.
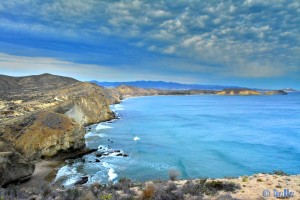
[[74, 176, 88, 185]]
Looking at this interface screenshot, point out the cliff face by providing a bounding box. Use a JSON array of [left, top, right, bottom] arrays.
[[0, 138, 35, 186], [115, 85, 158, 98], [14, 111, 85, 159], [217, 89, 261, 95], [0, 76, 115, 162], [58, 83, 115, 126], [264, 90, 288, 95]]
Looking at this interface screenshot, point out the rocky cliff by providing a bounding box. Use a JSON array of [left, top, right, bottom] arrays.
[[115, 85, 158, 98], [0, 74, 116, 186], [14, 111, 85, 159], [0, 137, 35, 187], [216, 89, 261, 95], [264, 90, 288, 95], [1, 82, 115, 160], [112, 85, 218, 98]]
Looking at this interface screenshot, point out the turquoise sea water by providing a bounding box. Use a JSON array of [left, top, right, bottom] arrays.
[[56, 93, 300, 186]]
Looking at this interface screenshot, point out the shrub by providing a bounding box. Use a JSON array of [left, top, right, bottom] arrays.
[[115, 177, 135, 194], [257, 178, 263, 182], [181, 180, 205, 197], [217, 194, 239, 200], [42, 185, 52, 198], [100, 193, 113, 200], [64, 188, 82, 200], [204, 180, 241, 195], [90, 183, 102, 196], [168, 169, 180, 181], [165, 182, 177, 193], [242, 176, 248, 182], [141, 184, 156, 200], [273, 170, 289, 176], [83, 191, 96, 200]]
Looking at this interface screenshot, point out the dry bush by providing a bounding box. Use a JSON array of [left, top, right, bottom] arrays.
[[141, 184, 156, 200], [82, 191, 96, 200], [168, 169, 180, 181]]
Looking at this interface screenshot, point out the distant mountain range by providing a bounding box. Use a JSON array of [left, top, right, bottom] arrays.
[[90, 80, 245, 90]]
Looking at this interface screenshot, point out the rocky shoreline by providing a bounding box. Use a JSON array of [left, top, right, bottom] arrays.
[[0, 73, 298, 199]]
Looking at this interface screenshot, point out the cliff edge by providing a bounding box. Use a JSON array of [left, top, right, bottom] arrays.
[[0, 74, 115, 186]]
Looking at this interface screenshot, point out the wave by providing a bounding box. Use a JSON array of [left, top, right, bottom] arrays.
[[108, 168, 118, 181], [112, 104, 124, 111], [55, 165, 84, 187], [96, 123, 112, 130], [103, 162, 118, 181]]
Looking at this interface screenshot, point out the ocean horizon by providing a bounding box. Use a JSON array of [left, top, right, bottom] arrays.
[[56, 93, 300, 187]]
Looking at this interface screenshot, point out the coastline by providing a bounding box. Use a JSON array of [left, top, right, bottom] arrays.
[[18, 160, 64, 190], [4, 94, 300, 199]]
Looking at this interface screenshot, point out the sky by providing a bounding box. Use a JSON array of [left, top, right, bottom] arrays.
[[0, 0, 299, 89]]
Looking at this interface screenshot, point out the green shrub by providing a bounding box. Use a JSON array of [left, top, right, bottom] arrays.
[[204, 180, 241, 195], [100, 193, 112, 200], [273, 170, 289, 176], [242, 176, 248, 182]]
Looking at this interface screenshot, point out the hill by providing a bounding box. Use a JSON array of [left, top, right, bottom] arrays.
[[91, 80, 243, 90], [0, 73, 79, 99], [0, 73, 115, 186]]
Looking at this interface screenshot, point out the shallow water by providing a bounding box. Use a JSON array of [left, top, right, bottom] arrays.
[[56, 93, 300, 186]]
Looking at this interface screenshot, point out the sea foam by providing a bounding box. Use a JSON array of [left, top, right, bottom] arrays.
[[113, 104, 124, 111], [108, 168, 118, 181], [96, 123, 112, 130]]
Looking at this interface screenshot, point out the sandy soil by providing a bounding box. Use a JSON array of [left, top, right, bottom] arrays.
[[19, 160, 63, 190], [227, 173, 300, 200], [186, 173, 300, 200]]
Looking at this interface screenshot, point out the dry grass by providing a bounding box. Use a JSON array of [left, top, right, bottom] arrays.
[[141, 184, 156, 199]]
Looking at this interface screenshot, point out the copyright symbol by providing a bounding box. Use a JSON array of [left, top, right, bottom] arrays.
[[262, 189, 270, 197]]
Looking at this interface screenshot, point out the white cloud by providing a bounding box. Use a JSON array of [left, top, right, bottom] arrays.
[[147, 10, 170, 18], [0, 0, 299, 80], [163, 46, 176, 54], [0, 53, 201, 83]]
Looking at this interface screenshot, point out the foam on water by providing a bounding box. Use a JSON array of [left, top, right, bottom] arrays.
[[102, 162, 118, 181], [113, 104, 124, 111], [108, 168, 118, 181], [133, 136, 140, 141], [96, 123, 112, 130], [55, 94, 300, 185], [55, 165, 83, 187]]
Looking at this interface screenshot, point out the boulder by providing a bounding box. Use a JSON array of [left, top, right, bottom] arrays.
[[0, 138, 35, 187], [74, 176, 88, 185], [14, 111, 86, 160]]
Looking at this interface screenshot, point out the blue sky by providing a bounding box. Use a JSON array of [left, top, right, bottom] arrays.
[[0, 0, 299, 89]]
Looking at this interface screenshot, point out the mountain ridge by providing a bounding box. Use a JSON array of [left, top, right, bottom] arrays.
[[91, 80, 245, 90], [0, 73, 79, 99]]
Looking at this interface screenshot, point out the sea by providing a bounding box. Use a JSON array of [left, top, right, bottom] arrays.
[[55, 93, 300, 186]]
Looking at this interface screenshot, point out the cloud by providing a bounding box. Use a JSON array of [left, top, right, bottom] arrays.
[[0, 53, 201, 83], [0, 0, 299, 82]]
